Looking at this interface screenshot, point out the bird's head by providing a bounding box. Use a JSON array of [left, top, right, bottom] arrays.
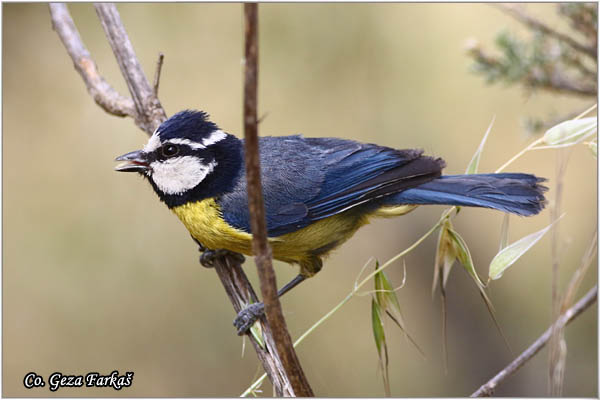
[[115, 110, 242, 207]]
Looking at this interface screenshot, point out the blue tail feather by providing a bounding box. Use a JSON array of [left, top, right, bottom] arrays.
[[389, 173, 547, 216]]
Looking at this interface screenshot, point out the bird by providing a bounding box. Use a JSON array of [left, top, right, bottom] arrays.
[[115, 110, 547, 334]]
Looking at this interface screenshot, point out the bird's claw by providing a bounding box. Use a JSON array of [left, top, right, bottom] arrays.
[[199, 249, 245, 268], [234, 302, 265, 335]]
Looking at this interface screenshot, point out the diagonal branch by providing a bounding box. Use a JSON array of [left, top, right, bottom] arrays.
[[242, 3, 314, 397], [471, 285, 597, 397], [94, 3, 167, 134], [49, 3, 135, 119]]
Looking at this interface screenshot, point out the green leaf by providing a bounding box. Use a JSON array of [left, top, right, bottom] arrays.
[[373, 262, 386, 307], [432, 219, 511, 357], [371, 299, 390, 396], [249, 319, 265, 350], [446, 227, 511, 349], [374, 264, 403, 321], [489, 218, 562, 280], [442, 247, 456, 289], [466, 116, 495, 174], [374, 263, 425, 360], [542, 117, 597, 148], [433, 219, 457, 296], [371, 299, 386, 355], [499, 213, 510, 252], [447, 228, 485, 288]]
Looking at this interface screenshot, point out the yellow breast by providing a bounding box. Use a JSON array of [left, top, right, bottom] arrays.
[[172, 199, 418, 268], [172, 198, 254, 256]]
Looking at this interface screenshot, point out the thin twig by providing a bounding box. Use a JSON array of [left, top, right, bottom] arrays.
[[560, 228, 598, 313], [94, 3, 167, 134], [242, 3, 313, 396], [471, 285, 597, 397], [548, 148, 569, 395], [548, 228, 597, 395], [495, 3, 597, 59], [153, 52, 165, 96], [49, 3, 135, 118]]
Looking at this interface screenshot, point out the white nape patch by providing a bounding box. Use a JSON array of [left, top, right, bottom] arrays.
[[150, 156, 217, 195], [166, 138, 206, 149], [202, 130, 227, 147], [143, 130, 162, 153], [143, 130, 227, 153]]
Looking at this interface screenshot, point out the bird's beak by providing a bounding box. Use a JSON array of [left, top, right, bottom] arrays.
[[114, 150, 150, 172]]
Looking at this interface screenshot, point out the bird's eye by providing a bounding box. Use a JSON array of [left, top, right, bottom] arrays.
[[162, 144, 179, 157]]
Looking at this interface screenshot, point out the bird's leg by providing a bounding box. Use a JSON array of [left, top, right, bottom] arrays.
[[191, 236, 245, 268], [191, 236, 207, 252], [234, 274, 306, 335]]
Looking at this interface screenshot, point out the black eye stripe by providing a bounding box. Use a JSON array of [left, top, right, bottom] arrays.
[[152, 144, 211, 161]]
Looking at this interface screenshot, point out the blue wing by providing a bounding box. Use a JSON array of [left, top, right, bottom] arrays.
[[301, 138, 444, 220], [218, 136, 445, 236]]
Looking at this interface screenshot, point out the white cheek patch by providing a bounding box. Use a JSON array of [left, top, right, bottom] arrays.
[[143, 130, 162, 153], [150, 156, 217, 195]]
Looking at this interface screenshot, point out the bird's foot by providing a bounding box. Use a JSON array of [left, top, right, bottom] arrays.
[[199, 249, 245, 268], [234, 302, 265, 335]]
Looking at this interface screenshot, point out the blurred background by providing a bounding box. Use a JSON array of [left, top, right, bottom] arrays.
[[3, 3, 597, 397]]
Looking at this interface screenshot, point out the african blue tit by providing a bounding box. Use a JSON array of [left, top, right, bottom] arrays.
[[115, 110, 546, 333]]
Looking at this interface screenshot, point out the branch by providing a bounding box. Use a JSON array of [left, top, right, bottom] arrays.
[[471, 285, 597, 397], [49, 3, 135, 118], [242, 3, 314, 397], [50, 3, 299, 395], [212, 256, 299, 396], [495, 4, 597, 59], [540, 68, 598, 97], [466, 43, 597, 97], [559, 4, 598, 47], [94, 3, 167, 134]]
